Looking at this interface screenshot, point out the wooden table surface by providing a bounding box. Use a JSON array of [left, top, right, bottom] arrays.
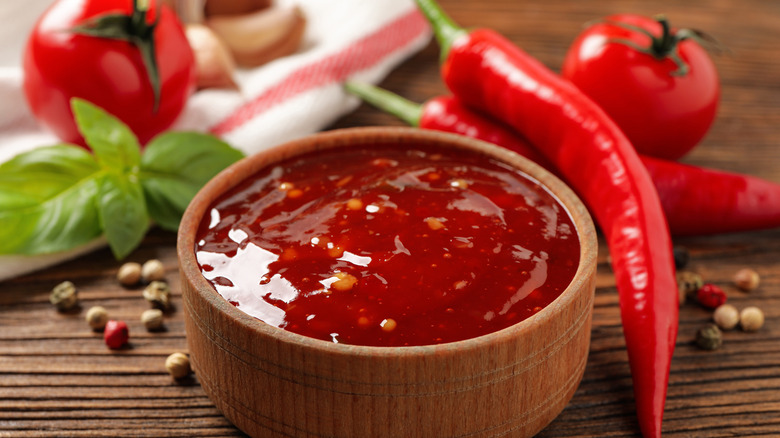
[[3, 0, 780, 437]]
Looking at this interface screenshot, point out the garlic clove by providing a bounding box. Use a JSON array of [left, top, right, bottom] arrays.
[[185, 24, 238, 90], [206, 4, 306, 68], [205, 0, 272, 17]]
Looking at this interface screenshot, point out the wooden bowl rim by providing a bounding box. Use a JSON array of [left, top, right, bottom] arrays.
[[177, 126, 597, 359]]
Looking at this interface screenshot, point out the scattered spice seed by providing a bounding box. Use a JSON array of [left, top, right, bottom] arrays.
[[695, 324, 722, 351], [425, 217, 446, 230], [117, 262, 142, 286], [143, 281, 172, 310], [50, 281, 78, 311], [740, 306, 765, 332], [141, 259, 166, 283], [672, 246, 690, 269], [104, 320, 129, 349], [733, 268, 760, 292], [287, 188, 303, 199], [676, 271, 703, 300], [380, 318, 397, 332], [141, 308, 165, 331], [85, 306, 109, 331], [346, 198, 363, 211], [712, 304, 740, 331], [330, 272, 358, 292], [165, 352, 191, 379], [696, 283, 727, 309]]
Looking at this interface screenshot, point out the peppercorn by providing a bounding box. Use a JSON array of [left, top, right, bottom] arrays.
[[733, 268, 760, 292], [143, 281, 171, 310], [696, 283, 727, 309], [672, 246, 689, 270], [104, 320, 129, 349], [695, 324, 722, 351], [165, 352, 191, 379], [676, 271, 703, 301], [85, 306, 109, 331], [141, 308, 164, 331], [50, 281, 79, 311], [141, 259, 166, 283], [712, 304, 739, 331], [117, 262, 142, 286], [740, 306, 765, 332]]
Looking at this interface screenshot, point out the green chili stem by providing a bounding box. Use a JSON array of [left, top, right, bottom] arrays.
[[344, 81, 423, 127]]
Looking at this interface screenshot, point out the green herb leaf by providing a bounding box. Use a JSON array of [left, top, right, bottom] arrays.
[[0, 99, 242, 259], [0, 145, 102, 255], [71, 98, 142, 172], [140, 132, 244, 231], [97, 172, 150, 259]]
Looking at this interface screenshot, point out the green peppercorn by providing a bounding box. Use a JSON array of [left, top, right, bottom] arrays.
[[677, 271, 704, 302], [143, 281, 171, 310], [696, 324, 723, 351], [50, 281, 79, 311]]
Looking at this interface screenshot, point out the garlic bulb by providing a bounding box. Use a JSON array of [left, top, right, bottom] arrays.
[[206, 4, 306, 68]]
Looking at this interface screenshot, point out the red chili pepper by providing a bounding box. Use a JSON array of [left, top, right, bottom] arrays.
[[345, 82, 780, 237], [642, 156, 780, 236], [345, 81, 555, 171], [412, 1, 678, 437]]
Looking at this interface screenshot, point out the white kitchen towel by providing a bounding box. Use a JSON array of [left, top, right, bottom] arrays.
[[0, 0, 431, 282]]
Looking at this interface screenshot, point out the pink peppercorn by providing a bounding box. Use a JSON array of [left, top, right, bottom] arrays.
[[104, 320, 129, 349], [696, 284, 727, 309]]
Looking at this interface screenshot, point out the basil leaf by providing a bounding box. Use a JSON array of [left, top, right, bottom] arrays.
[[0, 145, 102, 254], [97, 172, 149, 259], [71, 98, 142, 172], [140, 132, 244, 231]]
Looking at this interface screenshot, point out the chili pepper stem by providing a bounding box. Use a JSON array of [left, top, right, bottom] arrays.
[[413, 0, 466, 61], [344, 82, 423, 127]]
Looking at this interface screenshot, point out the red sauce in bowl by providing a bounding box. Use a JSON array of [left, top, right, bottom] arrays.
[[195, 144, 580, 346]]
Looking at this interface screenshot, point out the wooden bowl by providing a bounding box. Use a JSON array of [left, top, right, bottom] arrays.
[[177, 127, 597, 438]]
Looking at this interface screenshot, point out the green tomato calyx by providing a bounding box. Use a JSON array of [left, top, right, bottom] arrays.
[[603, 15, 721, 77], [71, 0, 162, 112]]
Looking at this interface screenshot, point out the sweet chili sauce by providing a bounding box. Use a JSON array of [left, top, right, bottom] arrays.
[[195, 143, 579, 347]]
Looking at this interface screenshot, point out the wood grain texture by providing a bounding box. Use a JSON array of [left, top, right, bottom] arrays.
[[2, 0, 780, 436]]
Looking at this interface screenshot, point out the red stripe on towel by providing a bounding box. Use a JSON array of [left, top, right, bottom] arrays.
[[209, 8, 429, 136]]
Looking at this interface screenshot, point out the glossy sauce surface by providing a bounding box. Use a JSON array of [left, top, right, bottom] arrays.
[[195, 144, 580, 346]]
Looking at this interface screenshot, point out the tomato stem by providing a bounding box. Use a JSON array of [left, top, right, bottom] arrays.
[[71, 0, 162, 112], [604, 15, 692, 76]]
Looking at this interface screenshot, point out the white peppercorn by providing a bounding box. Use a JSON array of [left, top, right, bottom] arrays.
[[117, 262, 142, 286], [740, 306, 765, 332], [141, 259, 166, 283], [733, 268, 760, 292], [141, 308, 164, 331], [85, 306, 109, 331], [165, 352, 191, 379], [50, 281, 78, 311], [712, 304, 739, 331], [143, 281, 171, 310]]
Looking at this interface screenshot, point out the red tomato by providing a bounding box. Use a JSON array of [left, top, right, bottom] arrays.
[[562, 14, 719, 160], [23, 0, 196, 146]]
